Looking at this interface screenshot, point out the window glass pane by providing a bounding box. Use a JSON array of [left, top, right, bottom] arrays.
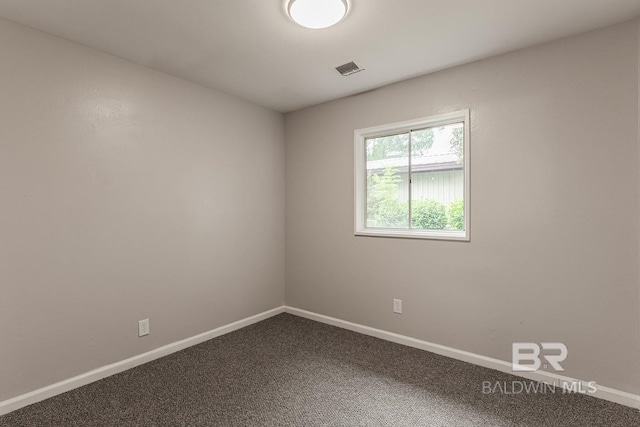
[[411, 123, 464, 230], [366, 133, 409, 228]]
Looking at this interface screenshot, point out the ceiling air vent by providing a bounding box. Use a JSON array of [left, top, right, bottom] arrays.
[[335, 61, 364, 76]]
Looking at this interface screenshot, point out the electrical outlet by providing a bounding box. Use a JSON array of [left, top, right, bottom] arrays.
[[138, 319, 150, 337], [393, 299, 402, 314]]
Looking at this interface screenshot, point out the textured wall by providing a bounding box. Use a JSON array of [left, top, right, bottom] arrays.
[[285, 20, 640, 393], [0, 18, 284, 401]]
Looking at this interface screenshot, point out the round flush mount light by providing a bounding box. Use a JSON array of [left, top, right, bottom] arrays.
[[287, 0, 348, 29]]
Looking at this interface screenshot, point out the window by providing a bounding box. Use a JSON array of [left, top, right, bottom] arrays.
[[354, 110, 469, 241]]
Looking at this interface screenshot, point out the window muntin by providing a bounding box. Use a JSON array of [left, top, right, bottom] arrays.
[[355, 110, 469, 241]]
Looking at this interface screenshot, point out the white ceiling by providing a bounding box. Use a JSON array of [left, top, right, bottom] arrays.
[[1, 1, 639, 112]]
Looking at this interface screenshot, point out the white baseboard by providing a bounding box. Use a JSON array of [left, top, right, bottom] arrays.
[[0, 306, 286, 416], [284, 306, 640, 410], [3, 305, 638, 416]]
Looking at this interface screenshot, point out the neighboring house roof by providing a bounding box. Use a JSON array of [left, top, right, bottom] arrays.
[[367, 136, 462, 174]]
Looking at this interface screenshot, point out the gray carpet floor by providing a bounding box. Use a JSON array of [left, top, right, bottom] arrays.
[[1, 313, 639, 426]]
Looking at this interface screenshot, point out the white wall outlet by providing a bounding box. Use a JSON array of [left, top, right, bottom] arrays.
[[138, 318, 150, 337], [393, 299, 402, 314]]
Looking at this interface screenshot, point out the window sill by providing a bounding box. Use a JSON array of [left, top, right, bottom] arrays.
[[355, 228, 469, 241]]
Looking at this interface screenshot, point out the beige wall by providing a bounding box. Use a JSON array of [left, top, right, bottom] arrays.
[[285, 20, 640, 393], [0, 18, 284, 401]]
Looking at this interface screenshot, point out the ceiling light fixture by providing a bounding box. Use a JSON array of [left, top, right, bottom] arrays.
[[287, 0, 348, 29]]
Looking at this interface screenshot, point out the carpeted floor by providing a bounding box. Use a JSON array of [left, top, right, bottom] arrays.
[[1, 313, 639, 426]]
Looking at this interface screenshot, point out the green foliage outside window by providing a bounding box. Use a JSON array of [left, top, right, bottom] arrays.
[[366, 167, 408, 228], [367, 167, 463, 230], [447, 199, 464, 231], [411, 199, 447, 230]]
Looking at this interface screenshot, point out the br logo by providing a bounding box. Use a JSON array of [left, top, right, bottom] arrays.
[[512, 343, 568, 372]]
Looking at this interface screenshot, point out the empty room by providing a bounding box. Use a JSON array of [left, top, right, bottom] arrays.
[[1, 0, 640, 425]]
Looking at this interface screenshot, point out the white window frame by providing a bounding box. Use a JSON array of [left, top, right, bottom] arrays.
[[354, 109, 470, 241]]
